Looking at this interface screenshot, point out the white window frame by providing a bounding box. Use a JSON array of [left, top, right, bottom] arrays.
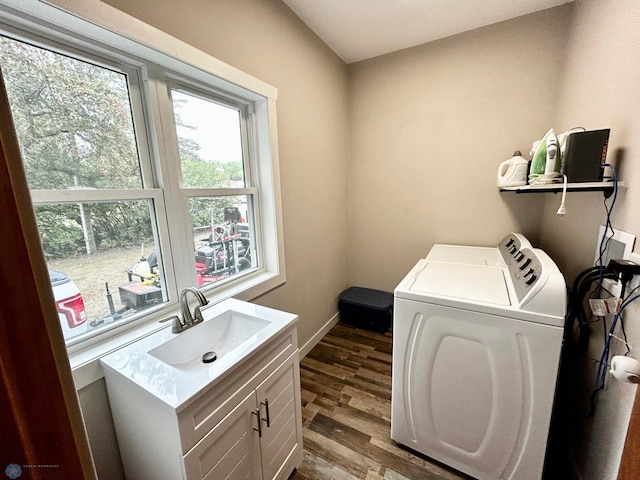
[[154, 75, 263, 292], [0, 0, 285, 387]]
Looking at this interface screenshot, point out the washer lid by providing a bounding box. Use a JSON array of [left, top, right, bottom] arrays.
[[409, 262, 511, 306], [426, 244, 504, 266]]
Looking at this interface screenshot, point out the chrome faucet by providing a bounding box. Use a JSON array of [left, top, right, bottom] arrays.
[[172, 286, 209, 333]]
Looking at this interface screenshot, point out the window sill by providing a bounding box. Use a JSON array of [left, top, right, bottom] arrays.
[[69, 269, 284, 390]]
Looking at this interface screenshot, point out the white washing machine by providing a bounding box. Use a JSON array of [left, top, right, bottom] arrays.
[[391, 240, 566, 480], [425, 233, 532, 267]]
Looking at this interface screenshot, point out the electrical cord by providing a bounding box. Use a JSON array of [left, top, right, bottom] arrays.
[[619, 317, 630, 355], [564, 165, 621, 416], [557, 174, 568, 215], [618, 281, 631, 356], [565, 266, 616, 352], [617, 283, 640, 357], [588, 286, 640, 417], [597, 163, 618, 287]]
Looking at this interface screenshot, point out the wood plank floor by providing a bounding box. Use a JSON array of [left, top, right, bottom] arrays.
[[290, 322, 470, 480], [290, 322, 571, 480]]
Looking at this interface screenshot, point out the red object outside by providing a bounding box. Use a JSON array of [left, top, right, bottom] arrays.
[[56, 293, 87, 328]]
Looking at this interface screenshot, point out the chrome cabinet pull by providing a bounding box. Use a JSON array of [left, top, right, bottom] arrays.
[[252, 409, 262, 437], [261, 399, 271, 427]]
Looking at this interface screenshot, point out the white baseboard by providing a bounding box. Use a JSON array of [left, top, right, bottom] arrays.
[[298, 312, 340, 360]]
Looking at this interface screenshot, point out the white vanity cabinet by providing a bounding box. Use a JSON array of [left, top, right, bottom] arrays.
[[183, 353, 302, 480], [102, 319, 303, 480]]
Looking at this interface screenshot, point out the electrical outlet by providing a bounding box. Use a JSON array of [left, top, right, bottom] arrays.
[[595, 227, 635, 266], [627, 252, 640, 293]]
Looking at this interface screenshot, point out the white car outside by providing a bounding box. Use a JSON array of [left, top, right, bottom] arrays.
[[49, 269, 88, 340]]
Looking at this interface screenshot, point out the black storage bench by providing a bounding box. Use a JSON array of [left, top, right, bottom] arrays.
[[338, 286, 394, 333]]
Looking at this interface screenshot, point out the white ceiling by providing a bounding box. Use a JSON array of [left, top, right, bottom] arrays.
[[283, 0, 572, 64]]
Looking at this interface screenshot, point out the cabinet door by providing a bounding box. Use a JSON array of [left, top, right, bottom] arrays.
[[256, 354, 303, 480], [184, 392, 262, 480]]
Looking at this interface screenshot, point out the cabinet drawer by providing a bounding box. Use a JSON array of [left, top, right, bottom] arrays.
[[178, 326, 297, 453]]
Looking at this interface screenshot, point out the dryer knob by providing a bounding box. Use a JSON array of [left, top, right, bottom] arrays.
[[519, 258, 531, 270]]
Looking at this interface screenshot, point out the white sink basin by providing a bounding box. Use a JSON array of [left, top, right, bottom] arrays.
[[100, 298, 298, 409], [148, 311, 270, 374]]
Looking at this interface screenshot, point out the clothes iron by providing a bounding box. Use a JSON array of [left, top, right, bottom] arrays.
[[529, 128, 562, 184]]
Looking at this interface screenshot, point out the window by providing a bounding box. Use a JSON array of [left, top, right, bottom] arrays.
[[0, 36, 169, 343], [0, 4, 284, 349], [169, 87, 258, 286]]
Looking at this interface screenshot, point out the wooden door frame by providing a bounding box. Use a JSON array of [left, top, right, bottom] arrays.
[[0, 70, 96, 479], [618, 387, 640, 478]]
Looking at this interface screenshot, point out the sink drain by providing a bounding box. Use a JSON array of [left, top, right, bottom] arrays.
[[202, 351, 217, 363]]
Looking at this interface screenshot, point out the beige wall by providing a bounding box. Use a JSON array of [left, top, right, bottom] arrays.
[[68, 1, 640, 479], [103, 0, 350, 355], [538, 1, 640, 478], [348, 2, 640, 478], [540, 0, 640, 282], [347, 6, 572, 291], [82, 0, 350, 478]]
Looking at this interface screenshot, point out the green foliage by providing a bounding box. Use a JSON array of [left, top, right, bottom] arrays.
[[0, 37, 149, 258], [179, 155, 244, 188], [0, 36, 246, 259], [0, 37, 141, 190], [181, 157, 225, 188], [34, 205, 85, 258], [89, 202, 154, 248], [188, 197, 236, 229], [223, 161, 244, 182], [34, 202, 154, 258]]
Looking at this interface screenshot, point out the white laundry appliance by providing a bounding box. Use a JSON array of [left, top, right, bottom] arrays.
[[391, 236, 566, 480], [425, 233, 532, 267]]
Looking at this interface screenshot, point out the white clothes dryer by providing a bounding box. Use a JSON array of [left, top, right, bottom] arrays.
[[391, 241, 566, 480]]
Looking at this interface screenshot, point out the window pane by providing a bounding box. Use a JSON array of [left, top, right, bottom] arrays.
[[189, 196, 256, 287], [0, 36, 143, 190], [35, 200, 166, 341], [171, 89, 245, 188]]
